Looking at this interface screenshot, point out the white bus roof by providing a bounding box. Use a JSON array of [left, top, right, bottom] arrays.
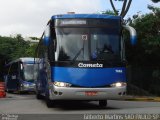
[[6, 57, 39, 66]]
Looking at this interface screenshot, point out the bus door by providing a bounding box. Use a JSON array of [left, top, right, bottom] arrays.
[[36, 58, 47, 93], [7, 62, 19, 91]]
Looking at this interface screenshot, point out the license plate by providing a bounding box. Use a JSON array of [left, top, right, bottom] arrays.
[[85, 91, 98, 96]]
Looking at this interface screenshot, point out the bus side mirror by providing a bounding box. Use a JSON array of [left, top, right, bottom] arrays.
[[42, 25, 50, 46], [123, 25, 137, 45]]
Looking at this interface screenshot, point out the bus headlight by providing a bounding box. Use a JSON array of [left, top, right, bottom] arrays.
[[111, 82, 127, 87], [54, 82, 72, 87]]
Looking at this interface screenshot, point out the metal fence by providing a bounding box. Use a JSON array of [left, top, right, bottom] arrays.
[[127, 65, 160, 96]]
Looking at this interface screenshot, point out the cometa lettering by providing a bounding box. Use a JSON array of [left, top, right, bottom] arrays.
[[78, 63, 103, 68]]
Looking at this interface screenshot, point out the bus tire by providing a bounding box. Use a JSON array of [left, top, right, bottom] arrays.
[[19, 91, 24, 94], [36, 91, 43, 99], [46, 98, 54, 108], [45, 93, 55, 108], [99, 100, 107, 108], [45, 89, 56, 108], [7, 90, 13, 93]]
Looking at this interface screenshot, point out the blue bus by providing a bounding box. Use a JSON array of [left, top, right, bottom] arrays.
[[35, 14, 136, 107], [5, 57, 38, 93]]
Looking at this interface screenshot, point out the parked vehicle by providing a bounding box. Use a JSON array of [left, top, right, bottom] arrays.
[[5, 57, 38, 93]]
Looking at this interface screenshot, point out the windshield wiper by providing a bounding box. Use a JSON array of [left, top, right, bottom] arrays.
[[71, 47, 83, 64], [71, 36, 85, 64], [97, 47, 114, 54]]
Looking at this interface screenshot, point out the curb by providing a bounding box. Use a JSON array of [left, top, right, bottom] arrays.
[[125, 96, 160, 102]]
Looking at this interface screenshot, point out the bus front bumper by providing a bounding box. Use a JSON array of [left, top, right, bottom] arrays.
[[49, 86, 126, 100], [20, 85, 35, 92]]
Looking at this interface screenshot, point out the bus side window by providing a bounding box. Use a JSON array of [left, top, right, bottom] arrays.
[[48, 21, 56, 62], [9, 63, 19, 80], [19, 63, 24, 80]]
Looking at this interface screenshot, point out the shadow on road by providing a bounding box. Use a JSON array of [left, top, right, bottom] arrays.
[[50, 101, 119, 111]]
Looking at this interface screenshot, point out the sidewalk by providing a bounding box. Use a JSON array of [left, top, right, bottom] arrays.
[[125, 95, 160, 102]]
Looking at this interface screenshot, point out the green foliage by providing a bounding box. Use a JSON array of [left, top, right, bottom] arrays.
[[126, 6, 160, 66], [125, 6, 160, 96], [102, 10, 116, 15], [151, 0, 160, 3], [0, 34, 37, 63], [25, 44, 37, 57]]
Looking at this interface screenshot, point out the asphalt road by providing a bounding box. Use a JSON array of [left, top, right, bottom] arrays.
[[0, 93, 160, 120]]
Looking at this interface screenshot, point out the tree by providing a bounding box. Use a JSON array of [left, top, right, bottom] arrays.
[[24, 44, 37, 57], [109, 0, 132, 18], [151, 0, 160, 3], [0, 35, 37, 62], [102, 10, 116, 15], [124, 6, 160, 95], [126, 6, 160, 66]]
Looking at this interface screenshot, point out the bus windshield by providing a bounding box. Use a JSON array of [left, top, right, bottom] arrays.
[[23, 64, 38, 82], [55, 27, 121, 62], [90, 31, 120, 61]]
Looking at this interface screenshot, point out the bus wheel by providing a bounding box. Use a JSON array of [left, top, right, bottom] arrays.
[[99, 100, 107, 108], [19, 91, 24, 94], [45, 96, 55, 108], [36, 91, 43, 99], [46, 99, 54, 108], [7, 90, 13, 93]]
